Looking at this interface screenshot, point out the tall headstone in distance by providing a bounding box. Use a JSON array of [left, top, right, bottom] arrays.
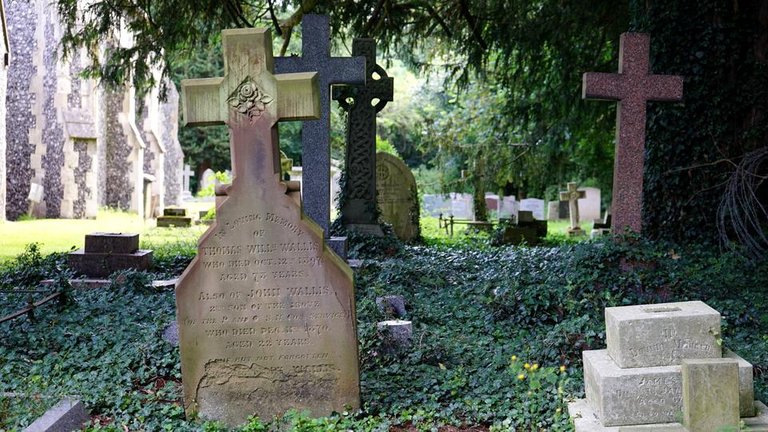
[[583, 33, 683, 234], [275, 14, 365, 236], [559, 182, 586, 236], [199, 168, 216, 193], [176, 28, 358, 427], [376, 152, 419, 241], [333, 39, 393, 235]]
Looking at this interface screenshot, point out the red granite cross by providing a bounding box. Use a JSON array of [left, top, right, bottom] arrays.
[[583, 33, 683, 234]]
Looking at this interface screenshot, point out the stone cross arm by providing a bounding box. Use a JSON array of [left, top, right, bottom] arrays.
[[181, 28, 320, 127], [583, 72, 683, 102], [582, 33, 683, 103], [182, 72, 319, 126]]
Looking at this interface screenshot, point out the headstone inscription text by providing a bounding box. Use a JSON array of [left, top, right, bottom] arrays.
[[176, 28, 358, 427]]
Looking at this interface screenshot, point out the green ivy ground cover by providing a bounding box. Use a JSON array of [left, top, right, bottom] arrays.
[[0, 238, 767, 431]]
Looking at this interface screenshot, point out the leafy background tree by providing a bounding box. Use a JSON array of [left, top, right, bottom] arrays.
[[54, 0, 768, 250]]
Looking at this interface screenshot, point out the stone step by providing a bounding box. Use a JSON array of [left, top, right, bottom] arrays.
[[569, 400, 768, 432]]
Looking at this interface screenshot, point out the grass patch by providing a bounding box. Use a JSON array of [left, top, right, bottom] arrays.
[[0, 209, 208, 263]]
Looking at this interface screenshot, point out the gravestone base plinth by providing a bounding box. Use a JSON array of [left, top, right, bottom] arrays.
[[567, 227, 585, 237], [327, 237, 348, 260], [345, 223, 384, 237], [569, 400, 768, 432]]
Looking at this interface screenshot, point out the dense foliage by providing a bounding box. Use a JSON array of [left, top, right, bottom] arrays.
[[1, 237, 767, 431], [630, 0, 768, 246]]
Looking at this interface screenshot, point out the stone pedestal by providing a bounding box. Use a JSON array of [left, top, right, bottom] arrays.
[[570, 301, 764, 431], [68, 232, 152, 277], [156, 207, 192, 227]]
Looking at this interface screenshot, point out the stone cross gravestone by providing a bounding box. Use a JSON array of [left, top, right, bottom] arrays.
[[275, 14, 366, 236], [583, 33, 683, 234], [333, 39, 393, 235], [177, 28, 358, 427], [559, 182, 585, 236], [376, 152, 419, 241], [182, 164, 194, 199]]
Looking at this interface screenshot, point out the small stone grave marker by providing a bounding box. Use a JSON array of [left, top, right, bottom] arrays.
[[68, 233, 152, 277], [519, 198, 545, 221], [176, 28, 358, 426], [157, 207, 192, 227], [199, 168, 215, 192], [376, 152, 419, 241]]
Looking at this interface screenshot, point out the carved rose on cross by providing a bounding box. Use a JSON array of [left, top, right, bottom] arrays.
[[227, 79, 274, 122]]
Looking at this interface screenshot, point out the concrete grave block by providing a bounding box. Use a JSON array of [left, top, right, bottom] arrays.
[[682, 358, 740, 432], [23, 398, 89, 432], [584, 349, 682, 426], [518, 210, 534, 223], [163, 207, 187, 216], [605, 301, 721, 368], [377, 320, 412, 354], [724, 349, 756, 417], [568, 399, 685, 432]]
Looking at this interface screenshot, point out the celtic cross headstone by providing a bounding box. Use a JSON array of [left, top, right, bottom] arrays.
[[176, 28, 358, 427], [583, 32, 683, 234], [333, 38, 393, 234]]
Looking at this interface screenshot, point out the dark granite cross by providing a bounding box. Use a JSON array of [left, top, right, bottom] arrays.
[[583, 33, 683, 234], [275, 15, 366, 236], [332, 39, 394, 232]]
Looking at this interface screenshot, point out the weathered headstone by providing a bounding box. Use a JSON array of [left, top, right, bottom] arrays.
[[176, 28, 358, 427], [519, 198, 545, 221], [579, 187, 601, 222], [498, 196, 517, 219], [583, 33, 684, 234], [450, 193, 474, 219], [182, 164, 194, 199], [376, 152, 419, 241], [569, 300, 763, 431], [559, 182, 586, 236], [547, 201, 560, 221], [275, 14, 365, 236], [68, 232, 153, 277], [199, 168, 216, 192], [682, 358, 740, 431], [422, 194, 451, 217], [333, 38, 393, 235], [485, 194, 499, 212]]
